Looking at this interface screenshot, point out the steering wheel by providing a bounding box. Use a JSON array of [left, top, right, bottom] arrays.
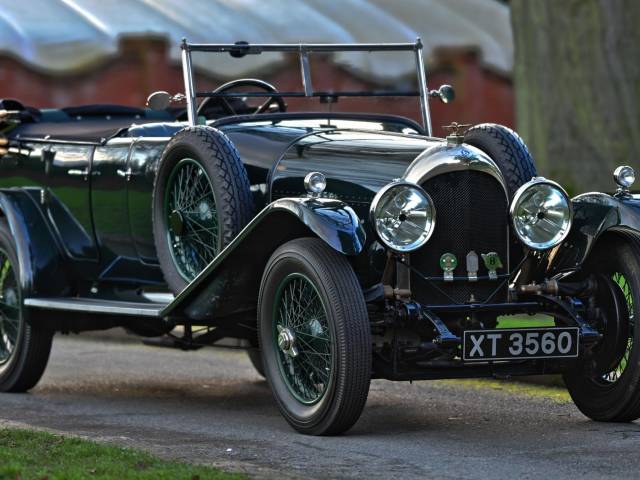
[[197, 79, 287, 118]]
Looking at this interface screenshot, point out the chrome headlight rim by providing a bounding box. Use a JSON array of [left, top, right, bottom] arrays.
[[369, 180, 436, 253], [510, 177, 573, 251], [613, 165, 635, 189]]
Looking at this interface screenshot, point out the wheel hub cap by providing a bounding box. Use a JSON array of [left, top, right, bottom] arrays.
[[277, 325, 299, 358], [197, 201, 214, 222]]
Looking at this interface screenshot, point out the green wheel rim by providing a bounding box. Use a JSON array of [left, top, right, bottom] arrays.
[[272, 273, 333, 405], [0, 248, 21, 366], [600, 272, 635, 384], [164, 158, 219, 282]]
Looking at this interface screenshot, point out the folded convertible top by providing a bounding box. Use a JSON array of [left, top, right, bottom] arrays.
[[7, 104, 174, 144]]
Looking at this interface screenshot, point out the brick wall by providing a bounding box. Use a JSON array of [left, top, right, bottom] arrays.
[[0, 38, 513, 138]]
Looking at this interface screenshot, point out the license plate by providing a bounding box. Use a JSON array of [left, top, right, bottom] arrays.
[[463, 327, 579, 361]]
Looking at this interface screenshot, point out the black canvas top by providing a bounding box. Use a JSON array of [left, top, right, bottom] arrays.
[[6, 105, 175, 144]]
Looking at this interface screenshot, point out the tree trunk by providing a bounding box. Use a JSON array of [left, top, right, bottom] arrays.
[[511, 0, 640, 195]]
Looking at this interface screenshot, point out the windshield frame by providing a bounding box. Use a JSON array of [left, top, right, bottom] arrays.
[[180, 39, 432, 135]]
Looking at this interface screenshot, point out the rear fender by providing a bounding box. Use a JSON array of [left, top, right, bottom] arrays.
[[162, 197, 366, 322], [544, 192, 640, 277], [0, 189, 70, 296]]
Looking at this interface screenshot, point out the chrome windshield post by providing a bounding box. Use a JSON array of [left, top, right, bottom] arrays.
[[414, 38, 432, 136], [181, 39, 197, 127], [299, 47, 314, 97]]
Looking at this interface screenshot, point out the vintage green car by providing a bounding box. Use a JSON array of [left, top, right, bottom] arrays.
[[0, 40, 638, 435]]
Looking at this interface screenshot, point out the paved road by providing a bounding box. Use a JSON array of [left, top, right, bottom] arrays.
[[1, 334, 639, 479]]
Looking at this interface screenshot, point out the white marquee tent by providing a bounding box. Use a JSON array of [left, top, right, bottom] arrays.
[[0, 0, 512, 81]]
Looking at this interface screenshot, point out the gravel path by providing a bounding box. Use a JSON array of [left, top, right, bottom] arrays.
[[0, 334, 639, 479]]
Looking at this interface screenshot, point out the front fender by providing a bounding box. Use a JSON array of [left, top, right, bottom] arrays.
[[545, 192, 640, 277], [163, 197, 365, 321], [271, 197, 366, 256], [0, 188, 70, 296]]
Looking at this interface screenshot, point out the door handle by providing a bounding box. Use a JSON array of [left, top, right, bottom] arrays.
[[68, 168, 89, 177], [68, 168, 100, 179], [117, 168, 134, 181]]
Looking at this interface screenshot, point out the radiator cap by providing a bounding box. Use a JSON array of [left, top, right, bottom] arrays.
[[443, 122, 471, 145]]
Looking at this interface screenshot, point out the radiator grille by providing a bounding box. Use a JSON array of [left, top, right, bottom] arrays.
[[412, 170, 509, 305]]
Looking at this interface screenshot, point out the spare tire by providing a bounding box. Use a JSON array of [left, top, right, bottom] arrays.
[[464, 123, 537, 198], [153, 126, 253, 293], [464, 124, 538, 266]]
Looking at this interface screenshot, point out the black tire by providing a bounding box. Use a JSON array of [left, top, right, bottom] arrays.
[[464, 123, 537, 198], [0, 220, 53, 392], [247, 348, 265, 378], [153, 126, 253, 293], [563, 236, 640, 422], [258, 238, 371, 435]]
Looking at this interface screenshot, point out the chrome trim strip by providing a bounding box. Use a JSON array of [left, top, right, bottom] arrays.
[[24, 298, 164, 317], [414, 38, 431, 136], [403, 143, 509, 198], [142, 292, 175, 304]]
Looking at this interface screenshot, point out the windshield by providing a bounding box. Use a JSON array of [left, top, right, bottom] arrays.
[[182, 40, 432, 134]]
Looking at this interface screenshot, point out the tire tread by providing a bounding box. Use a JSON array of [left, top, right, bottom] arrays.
[[152, 126, 253, 292], [464, 123, 537, 197], [258, 238, 371, 435], [0, 220, 52, 393], [564, 234, 640, 422]]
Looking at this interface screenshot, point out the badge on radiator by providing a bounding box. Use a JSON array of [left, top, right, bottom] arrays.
[[481, 252, 503, 280], [439, 253, 457, 282], [466, 251, 479, 282]]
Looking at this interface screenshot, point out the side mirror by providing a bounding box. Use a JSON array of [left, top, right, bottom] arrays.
[[430, 84, 455, 104], [146, 91, 173, 110]]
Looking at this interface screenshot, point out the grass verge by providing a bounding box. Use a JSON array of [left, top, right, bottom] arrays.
[[439, 378, 571, 404], [0, 428, 244, 480]]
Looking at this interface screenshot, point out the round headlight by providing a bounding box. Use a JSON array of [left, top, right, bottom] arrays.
[[510, 178, 572, 250], [614, 165, 635, 189], [370, 182, 436, 252], [304, 171, 327, 195]]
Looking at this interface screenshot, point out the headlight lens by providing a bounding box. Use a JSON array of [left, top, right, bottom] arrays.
[[370, 182, 436, 252], [510, 178, 572, 250], [614, 165, 635, 189], [304, 171, 327, 195]]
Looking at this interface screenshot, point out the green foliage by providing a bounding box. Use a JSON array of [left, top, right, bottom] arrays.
[[496, 315, 555, 329], [0, 429, 244, 480]]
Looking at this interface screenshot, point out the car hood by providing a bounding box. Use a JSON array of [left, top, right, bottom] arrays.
[[270, 129, 440, 205], [270, 129, 506, 214]]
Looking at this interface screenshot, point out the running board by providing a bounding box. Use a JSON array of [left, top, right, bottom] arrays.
[[24, 297, 167, 318]]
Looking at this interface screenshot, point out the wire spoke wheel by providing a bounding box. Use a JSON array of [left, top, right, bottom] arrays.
[[153, 127, 254, 293], [259, 238, 371, 435], [599, 272, 634, 384], [563, 237, 640, 423], [273, 274, 332, 405], [0, 248, 21, 366], [165, 158, 219, 281]]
